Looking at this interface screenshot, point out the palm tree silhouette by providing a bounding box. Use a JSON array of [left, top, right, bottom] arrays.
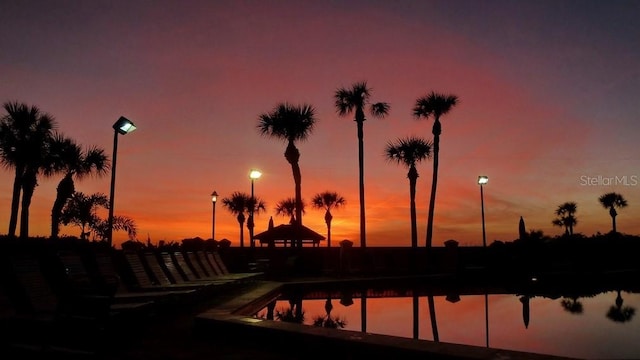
[[384, 136, 432, 248], [0, 101, 56, 238], [61, 191, 137, 240], [258, 103, 317, 247], [311, 191, 346, 247], [334, 81, 390, 248], [221, 192, 251, 247], [47, 133, 109, 238], [275, 197, 306, 224], [561, 296, 584, 314], [413, 92, 458, 253], [552, 202, 578, 235], [598, 192, 628, 234], [246, 196, 266, 247], [606, 290, 635, 323], [312, 297, 347, 328]]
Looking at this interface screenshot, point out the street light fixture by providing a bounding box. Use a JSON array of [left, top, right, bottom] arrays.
[[478, 175, 488, 247], [107, 116, 137, 246], [249, 169, 262, 248], [211, 191, 218, 240]]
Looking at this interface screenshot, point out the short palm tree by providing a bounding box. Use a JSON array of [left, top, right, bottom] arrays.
[[0, 101, 56, 238], [257, 103, 317, 247], [221, 192, 251, 248], [246, 196, 266, 247], [275, 197, 306, 225], [47, 133, 109, 238], [384, 136, 432, 248], [413, 92, 458, 251], [311, 191, 346, 248], [60, 191, 137, 241], [335, 81, 390, 248], [552, 201, 578, 236], [598, 192, 628, 234], [61, 192, 109, 239]]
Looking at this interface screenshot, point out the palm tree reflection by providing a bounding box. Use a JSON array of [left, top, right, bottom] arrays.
[[606, 290, 635, 323], [312, 297, 347, 329], [560, 296, 584, 314], [275, 298, 305, 324], [428, 295, 440, 342]]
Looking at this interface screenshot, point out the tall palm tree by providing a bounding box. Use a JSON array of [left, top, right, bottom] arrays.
[[47, 133, 109, 238], [384, 136, 432, 248], [0, 101, 57, 238], [598, 192, 628, 234], [257, 103, 317, 247], [221, 192, 251, 248], [335, 81, 390, 248], [413, 92, 458, 251], [311, 191, 346, 248], [552, 201, 578, 235]]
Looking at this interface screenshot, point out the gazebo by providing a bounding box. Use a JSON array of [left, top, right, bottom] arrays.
[[253, 223, 325, 247]]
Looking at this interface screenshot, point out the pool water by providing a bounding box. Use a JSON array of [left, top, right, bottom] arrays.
[[254, 279, 640, 359]]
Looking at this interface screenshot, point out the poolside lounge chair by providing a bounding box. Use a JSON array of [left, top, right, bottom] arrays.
[[119, 251, 203, 293], [91, 250, 197, 306], [0, 250, 126, 354], [159, 252, 235, 288], [205, 251, 264, 282], [55, 250, 155, 313]]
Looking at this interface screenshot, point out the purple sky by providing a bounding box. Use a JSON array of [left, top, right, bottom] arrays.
[[1, 0, 639, 247]]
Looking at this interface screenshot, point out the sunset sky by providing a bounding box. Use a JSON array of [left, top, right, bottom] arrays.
[[1, 0, 639, 248]]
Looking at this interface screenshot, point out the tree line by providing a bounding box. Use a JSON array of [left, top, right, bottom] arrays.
[[552, 192, 628, 236], [0, 101, 137, 241]]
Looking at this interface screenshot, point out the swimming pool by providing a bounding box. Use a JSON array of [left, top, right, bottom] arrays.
[[253, 274, 640, 359]]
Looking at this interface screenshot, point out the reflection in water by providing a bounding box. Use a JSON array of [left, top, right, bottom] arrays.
[[412, 294, 419, 339], [312, 297, 347, 328], [606, 290, 636, 323], [254, 278, 640, 359], [520, 295, 530, 329], [561, 296, 583, 314], [427, 295, 439, 342]]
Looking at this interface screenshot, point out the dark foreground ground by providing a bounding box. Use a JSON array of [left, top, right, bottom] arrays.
[[4, 281, 312, 360]]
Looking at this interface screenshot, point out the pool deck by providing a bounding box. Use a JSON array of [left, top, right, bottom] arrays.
[[194, 277, 581, 360]]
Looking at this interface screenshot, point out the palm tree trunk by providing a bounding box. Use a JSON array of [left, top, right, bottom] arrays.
[[237, 214, 245, 248], [428, 294, 439, 342], [610, 207, 618, 233], [285, 141, 303, 248], [51, 174, 75, 238], [409, 167, 418, 249], [19, 169, 38, 239], [413, 294, 419, 339], [357, 118, 366, 248], [8, 164, 24, 237], [426, 120, 441, 252]]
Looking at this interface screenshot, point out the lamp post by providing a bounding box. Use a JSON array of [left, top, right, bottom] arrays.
[[249, 169, 262, 248], [211, 191, 218, 240], [478, 175, 489, 347], [107, 116, 137, 246], [478, 175, 488, 247]]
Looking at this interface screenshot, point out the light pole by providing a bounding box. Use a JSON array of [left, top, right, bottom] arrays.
[[211, 191, 218, 240], [477, 175, 489, 346], [478, 175, 488, 247], [107, 116, 137, 246], [249, 169, 262, 248]]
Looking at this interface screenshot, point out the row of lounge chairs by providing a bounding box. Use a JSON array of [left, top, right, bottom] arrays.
[[0, 241, 263, 356]]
